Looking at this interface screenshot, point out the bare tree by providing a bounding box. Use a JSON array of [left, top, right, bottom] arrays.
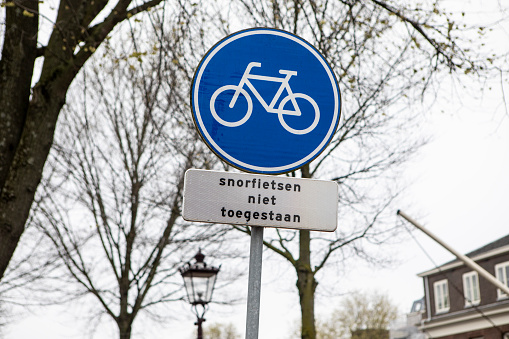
[[189, 1, 503, 338], [316, 291, 398, 339], [0, 0, 179, 283], [25, 9, 226, 337], [204, 322, 242, 339]]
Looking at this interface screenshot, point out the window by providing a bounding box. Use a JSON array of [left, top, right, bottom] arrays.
[[463, 271, 481, 306], [495, 261, 509, 299], [434, 279, 450, 313], [411, 298, 424, 313]]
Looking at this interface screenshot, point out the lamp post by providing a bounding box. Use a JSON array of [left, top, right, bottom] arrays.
[[180, 250, 220, 339]]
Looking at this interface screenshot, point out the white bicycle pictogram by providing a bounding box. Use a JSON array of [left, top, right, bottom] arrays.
[[210, 62, 320, 135]]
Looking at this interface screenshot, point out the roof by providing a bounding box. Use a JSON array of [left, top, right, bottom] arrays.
[[418, 233, 509, 277], [464, 233, 509, 258]]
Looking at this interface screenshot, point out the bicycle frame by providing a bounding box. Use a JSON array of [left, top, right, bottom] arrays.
[[229, 62, 302, 116]]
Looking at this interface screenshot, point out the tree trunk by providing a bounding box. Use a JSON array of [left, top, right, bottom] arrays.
[[0, 0, 80, 279], [0, 0, 167, 282], [296, 229, 317, 339], [118, 318, 133, 339], [0, 70, 71, 280], [296, 164, 317, 339], [0, 0, 39, 280]]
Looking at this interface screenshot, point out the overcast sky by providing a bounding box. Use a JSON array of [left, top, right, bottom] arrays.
[[4, 1, 509, 338], [8, 50, 508, 339]]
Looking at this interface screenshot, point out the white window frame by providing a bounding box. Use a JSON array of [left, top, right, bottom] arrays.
[[463, 271, 481, 306], [434, 279, 450, 313], [495, 261, 509, 299]]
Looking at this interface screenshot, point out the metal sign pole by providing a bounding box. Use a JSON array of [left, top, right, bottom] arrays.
[[245, 226, 264, 339], [187, 28, 341, 339]]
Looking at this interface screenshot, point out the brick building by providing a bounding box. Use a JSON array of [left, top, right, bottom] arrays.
[[417, 234, 509, 338]]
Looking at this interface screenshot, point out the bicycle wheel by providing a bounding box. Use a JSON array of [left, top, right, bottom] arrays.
[[210, 85, 253, 127], [277, 93, 320, 135]]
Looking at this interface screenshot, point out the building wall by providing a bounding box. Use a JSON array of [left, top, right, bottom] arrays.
[[424, 252, 509, 318], [435, 323, 509, 339]]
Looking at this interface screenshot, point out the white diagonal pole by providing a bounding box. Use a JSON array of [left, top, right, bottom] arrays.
[[397, 210, 509, 296]]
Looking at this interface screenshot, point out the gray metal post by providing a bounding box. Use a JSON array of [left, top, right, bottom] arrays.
[[245, 226, 264, 339]]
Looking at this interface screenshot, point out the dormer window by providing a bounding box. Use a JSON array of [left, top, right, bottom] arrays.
[[495, 261, 509, 299], [462, 271, 480, 306], [434, 279, 450, 313]]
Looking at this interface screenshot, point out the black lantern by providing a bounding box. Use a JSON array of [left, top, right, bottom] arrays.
[[180, 250, 220, 339]]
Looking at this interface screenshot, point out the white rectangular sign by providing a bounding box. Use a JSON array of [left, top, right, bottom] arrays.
[[182, 169, 338, 232]]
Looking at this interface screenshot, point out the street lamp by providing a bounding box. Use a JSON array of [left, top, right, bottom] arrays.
[[180, 250, 220, 339]]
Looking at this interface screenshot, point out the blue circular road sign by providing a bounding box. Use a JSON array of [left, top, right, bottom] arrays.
[[191, 28, 341, 174]]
